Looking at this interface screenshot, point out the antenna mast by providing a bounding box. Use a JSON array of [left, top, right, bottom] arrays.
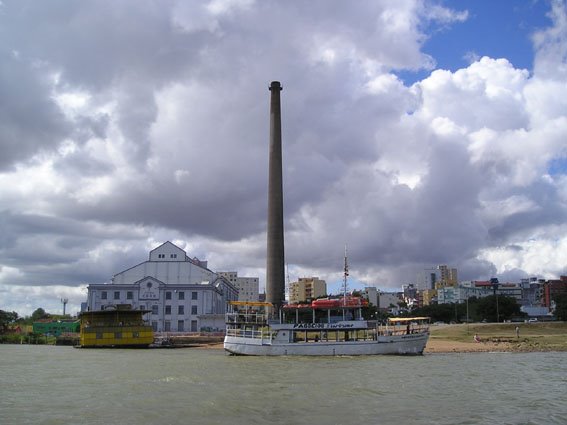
[[285, 263, 290, 303], [342, 245, 349, 305]]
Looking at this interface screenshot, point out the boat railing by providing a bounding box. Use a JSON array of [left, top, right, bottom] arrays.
[[376, 328, 427, 336], [376, 319, 430, 337], [225, 327, 273, 340], [81, 324, 152, 333], [225, 312, 269, 326]]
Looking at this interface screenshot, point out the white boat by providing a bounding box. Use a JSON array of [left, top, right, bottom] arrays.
[[224, 300, 429, 356]]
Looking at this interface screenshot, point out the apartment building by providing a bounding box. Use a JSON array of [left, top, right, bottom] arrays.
[[289, 277, 327, 303], [218, 271, 260, 302]]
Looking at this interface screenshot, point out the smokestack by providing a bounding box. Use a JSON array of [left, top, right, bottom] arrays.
[[266, 81, 285, 310]]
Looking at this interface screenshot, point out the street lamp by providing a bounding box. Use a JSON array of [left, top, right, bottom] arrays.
[[466, 295, 469, 333], [491, 278, 499, 323]]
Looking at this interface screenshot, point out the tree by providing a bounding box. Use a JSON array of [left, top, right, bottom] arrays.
[[31, 308, 49, 321], [476, 295, 521, 322], [553, 294, 567, 321], [407, 304, 456, 323], [0, 310, 19, 333]]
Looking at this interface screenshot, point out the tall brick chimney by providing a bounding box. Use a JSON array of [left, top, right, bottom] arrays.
[[266, 81, 285, 311]]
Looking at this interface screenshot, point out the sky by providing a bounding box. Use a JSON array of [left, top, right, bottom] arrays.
[[1, 0, 566, 317]]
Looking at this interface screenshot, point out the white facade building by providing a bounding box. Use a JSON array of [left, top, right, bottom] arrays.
[[218, 272, 260, 302], [378, 292, 402, 311], [362, 287, 379, 307], [85, 242, 238, 332], [437, 285, 491, 304], [416, 269, 438, 291]]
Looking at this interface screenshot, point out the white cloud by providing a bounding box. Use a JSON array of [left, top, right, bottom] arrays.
[[479, 235, 567, 280], [416, 57, 530, 133], [0, 283, 88, 317], [0, 1, 566, 316]]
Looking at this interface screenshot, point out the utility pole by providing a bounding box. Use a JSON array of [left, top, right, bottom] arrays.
[[491, 278, 499, 323], [342, 245, 349, 321], [466, 295, 469, 333]]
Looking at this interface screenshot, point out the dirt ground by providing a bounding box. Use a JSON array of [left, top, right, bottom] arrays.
[[424, 338, 513, 353]]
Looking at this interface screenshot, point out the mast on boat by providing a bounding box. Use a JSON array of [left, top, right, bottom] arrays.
[[285, 262, 290, 304], [342, 245, 349, 319]]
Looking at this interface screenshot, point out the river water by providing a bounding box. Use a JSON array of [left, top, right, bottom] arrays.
[[1, 345, 565, 425]]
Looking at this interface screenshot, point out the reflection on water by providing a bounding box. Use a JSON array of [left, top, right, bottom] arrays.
[[1, 345, 565, 425]]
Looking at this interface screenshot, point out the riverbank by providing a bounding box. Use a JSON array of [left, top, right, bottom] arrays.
[[425, 321, 567, 353], [4, 322, 564, 353]]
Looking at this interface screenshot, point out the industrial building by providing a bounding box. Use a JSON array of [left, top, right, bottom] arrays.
[[84, 241, 238, 333]]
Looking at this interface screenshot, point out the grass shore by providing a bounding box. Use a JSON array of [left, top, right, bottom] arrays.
[[425, 321, 567, 353]]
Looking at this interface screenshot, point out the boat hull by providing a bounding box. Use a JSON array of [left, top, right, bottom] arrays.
[[224, 332, 428, 356]]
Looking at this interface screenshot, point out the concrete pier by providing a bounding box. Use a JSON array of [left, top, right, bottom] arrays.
[[266, 81, 285, 311]]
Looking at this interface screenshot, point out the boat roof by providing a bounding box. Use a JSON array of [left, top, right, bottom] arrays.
[[79, 309, 151, 317], [229, 301, 273, 307], [388, 317, 430, 322]]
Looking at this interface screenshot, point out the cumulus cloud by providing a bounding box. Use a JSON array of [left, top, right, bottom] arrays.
[[0, 0, 566, 315]]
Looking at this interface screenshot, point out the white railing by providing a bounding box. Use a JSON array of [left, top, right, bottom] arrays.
[[225, 328, 273, 340], [225, 312, 269, 325], [377, 323, 429, 336]]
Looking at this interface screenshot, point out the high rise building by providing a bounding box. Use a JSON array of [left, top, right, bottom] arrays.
[[218, 272, 260, 302], [416, 269, 438, 291], [289, 277, 327, 303], [436, 265, 458, 288], [362, 286, 379, 308]]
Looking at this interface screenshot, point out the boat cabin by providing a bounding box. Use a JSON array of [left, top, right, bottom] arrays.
[[78, 304, 154, 348]]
